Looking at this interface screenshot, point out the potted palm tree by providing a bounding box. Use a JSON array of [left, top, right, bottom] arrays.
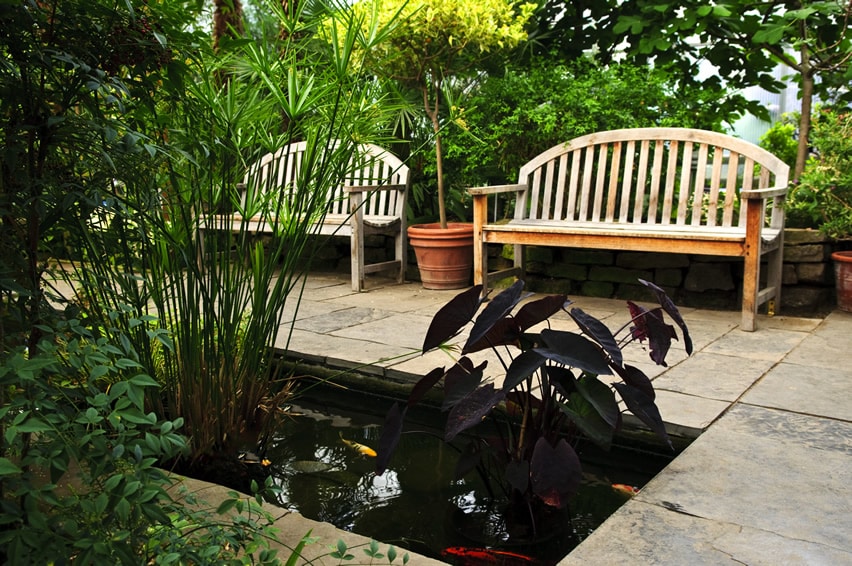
[[344, 0, 535, 288]]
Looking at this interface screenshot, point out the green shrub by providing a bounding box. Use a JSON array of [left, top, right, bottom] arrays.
[[785, 108, 852, 238], [0, 314, 280, 564], [759, 114, 799, 172], [442, 58, 736, 189]]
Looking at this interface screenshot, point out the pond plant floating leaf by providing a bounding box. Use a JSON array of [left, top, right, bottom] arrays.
[[422, 284, 483, 352]]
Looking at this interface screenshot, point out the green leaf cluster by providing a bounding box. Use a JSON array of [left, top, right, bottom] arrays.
[[786, 109, 852, 239], [435, 58, 734, 197], [0, 313, 279, 563]]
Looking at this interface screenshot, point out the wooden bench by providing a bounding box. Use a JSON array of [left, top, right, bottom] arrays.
[[209, 141, 409, 292], [469, 128, 790, 331]]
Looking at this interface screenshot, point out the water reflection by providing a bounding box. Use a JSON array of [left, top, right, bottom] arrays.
[[264, 396, 663, 562]]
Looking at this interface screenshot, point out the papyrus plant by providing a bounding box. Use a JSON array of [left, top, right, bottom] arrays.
[[55, 0, 403, 461]]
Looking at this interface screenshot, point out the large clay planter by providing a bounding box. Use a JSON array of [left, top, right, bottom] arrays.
[[832, 251, 852, 312], [408, 222, 474, 290]]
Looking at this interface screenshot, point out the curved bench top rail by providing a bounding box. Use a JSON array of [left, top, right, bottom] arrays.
[[243, 141, 409, 219], [516, 128, 790, 229]]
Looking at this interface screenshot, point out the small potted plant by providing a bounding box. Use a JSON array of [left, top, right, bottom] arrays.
[[375, 279, 693, 549], [785, 108, 852, 310], [345, 0, 535, 288]]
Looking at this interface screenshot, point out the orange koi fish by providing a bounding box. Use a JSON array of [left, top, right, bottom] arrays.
[[441, 546, 550, 565], [612, 483, 640, 496], [339, 432, 377, 457]]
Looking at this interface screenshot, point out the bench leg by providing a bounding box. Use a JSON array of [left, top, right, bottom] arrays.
[[394, 227, 406, 285], [741, 203, 763, 332], [765, 236, 784, 317], [472, 194, 488, 297], [350, 197, 365, 292]]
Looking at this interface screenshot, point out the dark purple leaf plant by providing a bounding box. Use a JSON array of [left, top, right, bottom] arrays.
[[376, 279, 692, 525]]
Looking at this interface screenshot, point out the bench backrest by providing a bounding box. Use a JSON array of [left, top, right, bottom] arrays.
[[517, 128, 789, 229], [242, 140, 408, 221]]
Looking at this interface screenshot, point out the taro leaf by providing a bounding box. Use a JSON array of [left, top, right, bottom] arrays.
[[422, 285, 483, 352], [463, 317, 521, 354], [537, 329, 612, 376], [408, 366, 446, 408], [462, 280, 527, 352], [376, 402, 407, 475], [445, 383, 506, 442], [575, 374, 620, 428], [505, 459, 530, 494], [454, 439, 483, 481], [613, 363, 654, 401], [612, 382, 672, 450], [570, 307, 622, 367], [643, 307, 678, 367], [560, 393, 614, 451], [443, 358, 487, 410], [503, 349, 547, 392], [530, 437, 582, 508], [514, 294, 569, 332], [547, 366, 578, 399], [639, 279, 693, 354], [627, 301, 649, 341]]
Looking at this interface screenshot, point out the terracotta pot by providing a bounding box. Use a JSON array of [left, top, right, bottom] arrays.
[[407, 222, 474, 290], [832, 251, 852, 312]]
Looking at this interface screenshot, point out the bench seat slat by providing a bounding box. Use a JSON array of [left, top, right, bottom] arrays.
[[489, 220, 780, 243]]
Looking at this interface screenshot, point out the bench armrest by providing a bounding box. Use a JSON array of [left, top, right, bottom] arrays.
[[344, 184, 407, 193], [467, 183, 527, 196], [741, 185, 788, 200]]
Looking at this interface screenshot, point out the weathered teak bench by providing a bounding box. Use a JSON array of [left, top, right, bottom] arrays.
[[210, 141, 409, 292], [469, 128, 790, 331]]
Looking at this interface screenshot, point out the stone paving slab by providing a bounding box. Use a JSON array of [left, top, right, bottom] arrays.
[[560, 499, 852, 565], [653, 351, 777, 402], [566, 403, 852, 564], [701, 326, 810, 362], [741, 362, 852, 421]]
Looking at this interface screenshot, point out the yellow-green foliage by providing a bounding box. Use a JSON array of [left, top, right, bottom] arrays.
[[332, 0, 535, 82]]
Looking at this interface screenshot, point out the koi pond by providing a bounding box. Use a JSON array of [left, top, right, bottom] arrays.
[[260, 385, 681, 564]]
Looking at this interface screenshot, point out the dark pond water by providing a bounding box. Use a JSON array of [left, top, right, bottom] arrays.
[[263, 387, 677, 564]]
